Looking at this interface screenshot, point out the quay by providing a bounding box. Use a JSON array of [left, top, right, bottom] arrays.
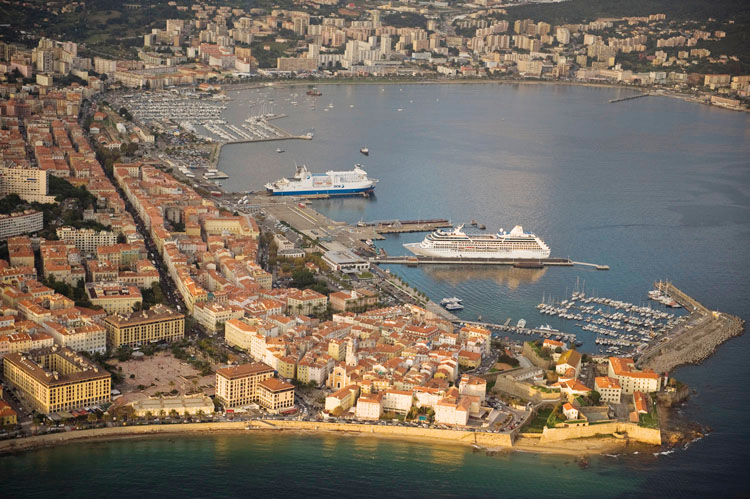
[[457, 319, 578, 343], [609, 93, 652, 103], [211, 131, 312, 168], [372, 256, 609, 269], [360, 218, 453, 234], [636, 281, 744, 373]]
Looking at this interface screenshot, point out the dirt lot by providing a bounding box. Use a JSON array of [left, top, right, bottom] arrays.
[[111, 352, 215, 405], [493, 362, 514, 372]]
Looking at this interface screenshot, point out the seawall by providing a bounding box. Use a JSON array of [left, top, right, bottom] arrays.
[[541, 422, 662, 445], [247, 420, 514, 448]]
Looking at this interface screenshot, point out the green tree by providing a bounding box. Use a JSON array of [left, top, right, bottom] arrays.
[[291, 269, 315, 288], [589, 390, 601, 405], [0, 194, 24, 214]]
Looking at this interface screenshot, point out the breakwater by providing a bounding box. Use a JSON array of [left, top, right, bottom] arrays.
[[637, 282, 745, 373]]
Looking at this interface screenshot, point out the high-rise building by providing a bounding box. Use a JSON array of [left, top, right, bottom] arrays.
[[556, 27, 571, 45], [0, 166, 57, 204], [381, 35, 391, 54]]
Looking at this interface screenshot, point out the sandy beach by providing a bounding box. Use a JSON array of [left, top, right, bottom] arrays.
[[0, 419, 656, 458]]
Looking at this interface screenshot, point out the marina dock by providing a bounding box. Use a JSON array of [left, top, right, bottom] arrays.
[[458, 320, 578, 343]]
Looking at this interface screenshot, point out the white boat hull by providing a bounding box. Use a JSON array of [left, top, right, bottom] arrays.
[[404, 242, 551, 259]]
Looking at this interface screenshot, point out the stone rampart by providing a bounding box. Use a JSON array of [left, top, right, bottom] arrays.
[[541, 422, 661, 445]]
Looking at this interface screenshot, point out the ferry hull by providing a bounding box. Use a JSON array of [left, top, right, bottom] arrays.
[[267, 186, 375, 197]]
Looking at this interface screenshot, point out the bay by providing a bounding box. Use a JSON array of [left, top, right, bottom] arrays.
[[2, 83, 748, 497]]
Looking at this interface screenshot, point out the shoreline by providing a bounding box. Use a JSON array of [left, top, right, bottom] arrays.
[[0, 420, 650, 458], [221, 78, 748, 113]]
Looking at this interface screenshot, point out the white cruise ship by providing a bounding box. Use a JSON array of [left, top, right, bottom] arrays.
[[265, 164, 377, 196], [404, 225, 551, 259]]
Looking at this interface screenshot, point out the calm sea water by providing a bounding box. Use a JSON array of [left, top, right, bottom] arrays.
[[2, 84, 748, 496]]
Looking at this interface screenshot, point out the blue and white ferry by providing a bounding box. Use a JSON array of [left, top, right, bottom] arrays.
[[265, 164, 377, 196]]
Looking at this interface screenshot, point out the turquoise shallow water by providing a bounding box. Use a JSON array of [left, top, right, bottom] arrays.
[[1, 433, 649, 498], [2, 84, 748, 496]]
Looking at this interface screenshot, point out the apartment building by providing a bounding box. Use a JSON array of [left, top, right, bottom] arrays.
[[214, 362, 275, 409], [0, 332, 54, 359], [2, 346, 111, 414], [0, 166, 57, 203], [85, 282, 142, 314], [607, 357, 661, 394], [257, 377, 295, 413], [42, 321, 107, 354], [325, 384, 359, 414], [103, 304, 185, 349], [458, 375, 487, 402], [193, 302, 244, 334], [224, 318, 271, 352], [329, 289, 377, 312], [435, 389, 471, 426], [286, 288, 328, 316], [594, 376, 623, 403], [56, 226, 117, 254], [0, 210, 43, 240], [382, 389, 413, 415], [7, 236, 35, 267], [355, 392, 383, 420]]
